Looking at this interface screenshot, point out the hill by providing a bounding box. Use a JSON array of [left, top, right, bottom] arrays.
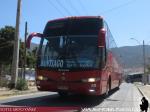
[[116, 45, 150, 69]]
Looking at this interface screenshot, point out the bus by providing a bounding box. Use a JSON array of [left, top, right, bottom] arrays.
[[26, 16, 122, 96], [126, 72, 143, 83]]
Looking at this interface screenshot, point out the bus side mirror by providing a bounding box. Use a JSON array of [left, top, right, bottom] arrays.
[[26, 32, 43, 49], [98, 28, 106, 47]]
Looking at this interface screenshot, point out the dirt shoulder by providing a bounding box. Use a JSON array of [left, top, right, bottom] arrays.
[[0, 86, 38, 100]]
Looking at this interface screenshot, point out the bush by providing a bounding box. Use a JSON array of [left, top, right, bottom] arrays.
[[16, 78, 28, 90], [0, 77, 10, 87]]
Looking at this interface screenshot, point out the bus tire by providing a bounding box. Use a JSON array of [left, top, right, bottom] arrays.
[[105, 77, 111, 97], [117, 80, 121, 90], [58, 91, 68, 97], [105, 83, 109, 97]]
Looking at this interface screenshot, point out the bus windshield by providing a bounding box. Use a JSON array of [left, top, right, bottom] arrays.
[[38, 35, 101, 70], [38, 18, 102, 70]]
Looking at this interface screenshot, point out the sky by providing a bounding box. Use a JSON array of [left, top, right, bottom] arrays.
[[0, 0, 150, 47]]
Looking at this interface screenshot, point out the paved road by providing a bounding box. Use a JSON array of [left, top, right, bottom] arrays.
[[0, 83, 145, 112], [95, 83, 143, 112]]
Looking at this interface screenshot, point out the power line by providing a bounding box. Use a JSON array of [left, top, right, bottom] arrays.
[[55, 0, 72, 16], [78, 0, 88, 15], [67, 0, 80, 15], [47, 0, 65, 17], [100, 0, 138, 15]]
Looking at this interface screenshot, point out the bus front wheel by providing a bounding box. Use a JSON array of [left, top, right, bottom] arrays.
[[117, 80, 121, 90], [105, 78, 111, 97], [58, 91, 68, 97], [105, 82, 109, 96]]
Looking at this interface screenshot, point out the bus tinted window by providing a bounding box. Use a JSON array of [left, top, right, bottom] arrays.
[[44, 18, 102, 36], [39, 35, 100, 70]]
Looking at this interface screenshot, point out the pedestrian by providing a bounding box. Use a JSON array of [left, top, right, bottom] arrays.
[[140, 97, 149, 112]]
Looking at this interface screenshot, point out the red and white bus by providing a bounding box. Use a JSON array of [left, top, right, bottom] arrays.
[[27, 16, 122, 96]]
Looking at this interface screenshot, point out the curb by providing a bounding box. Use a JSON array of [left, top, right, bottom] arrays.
[[136, 85, 145, 97], [0, 90, 38, 100], [136, 84, 150, 108]]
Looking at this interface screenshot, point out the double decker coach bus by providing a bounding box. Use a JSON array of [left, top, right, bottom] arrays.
[[27, 16, 122, 96]]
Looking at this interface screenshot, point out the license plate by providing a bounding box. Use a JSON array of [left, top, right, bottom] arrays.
[[57, 86, 68, 90]]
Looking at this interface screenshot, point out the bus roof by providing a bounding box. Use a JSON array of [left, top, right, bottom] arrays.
[[48, 16, 103, 23], [128, 72, 144, 76]]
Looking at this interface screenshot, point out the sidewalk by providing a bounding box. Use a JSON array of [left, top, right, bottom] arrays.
[[0, 86, 38, 100], [135, 83, 150, 107]]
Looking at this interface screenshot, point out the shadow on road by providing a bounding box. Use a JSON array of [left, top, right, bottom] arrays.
[[2, 88, 119, 108]]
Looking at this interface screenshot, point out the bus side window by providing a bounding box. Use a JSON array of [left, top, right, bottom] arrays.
[[105, 46, 107, 62], [101, 47, 107, 68]]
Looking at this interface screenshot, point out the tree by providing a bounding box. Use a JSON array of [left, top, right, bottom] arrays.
[[26, 47, 37, 68], [0, 26, 15, 85], [0, 25, 37, 87], [19, 41, 37, 68], [19, 40, 25, 67], [0, 26, 15, 63]]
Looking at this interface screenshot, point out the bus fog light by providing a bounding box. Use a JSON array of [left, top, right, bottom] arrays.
[[37, 86, 41, 89], [91, 84, 96, 87], [36, 81, 40, 84]]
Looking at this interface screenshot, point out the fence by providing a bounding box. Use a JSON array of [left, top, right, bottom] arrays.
[[0, 67, 35, 87]]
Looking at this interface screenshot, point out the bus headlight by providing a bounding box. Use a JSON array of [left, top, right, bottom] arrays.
[[37, 75, 48, 81], [88, 78, 96, 82], [82, 78, 100, 83]]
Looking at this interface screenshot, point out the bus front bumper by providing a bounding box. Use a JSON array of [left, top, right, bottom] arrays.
[[36, 80, 101, 95]]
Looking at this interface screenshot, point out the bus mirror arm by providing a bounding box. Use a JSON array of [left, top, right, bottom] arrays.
[[26, 32, 43, 49]]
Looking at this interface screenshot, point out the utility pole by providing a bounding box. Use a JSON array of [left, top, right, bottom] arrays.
[[11, 0, 21, 88], [143, 40, 146, 84], [23, 22, 28, 80], [130, 38, 147, 84]]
